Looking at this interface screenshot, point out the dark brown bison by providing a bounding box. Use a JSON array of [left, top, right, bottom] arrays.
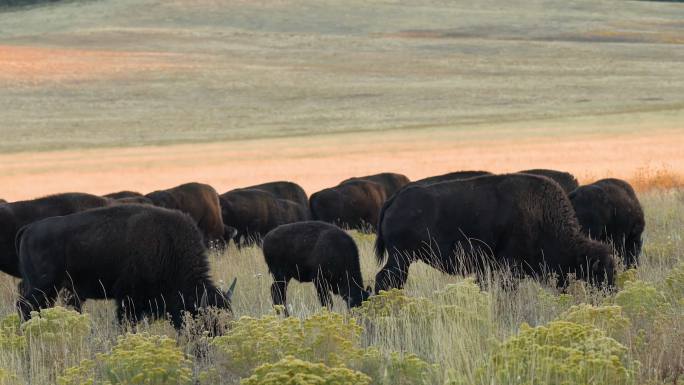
[[0, 193, 110, 277], [16, 205, 235, 329], [518, 169, 579, 194], [0, 199, 6, 205], [412, 170, 493, 186], [569, 178, 645, 267], [341, 172, 410, 197], [374, 174, 615, 292], [146, 183, 228, 246], [309, 179, 386, 232], [263, 221, 371, 314], [237, 181, 308, 207], [103, 191, 145, 200], [220, 188, 310, 246]]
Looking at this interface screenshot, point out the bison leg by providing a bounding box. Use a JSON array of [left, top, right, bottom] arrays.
[[270, 276, 290, 315], [374, 251, 410, 293], [313, 277, 333, 310], [17, 285, 59, 321]]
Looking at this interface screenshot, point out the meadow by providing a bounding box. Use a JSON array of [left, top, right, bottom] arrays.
[[1, 0, 683, 383], [0, 187, 682, 385]]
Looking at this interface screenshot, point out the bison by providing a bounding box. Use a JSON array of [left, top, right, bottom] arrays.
[[0, 199, 6, 205], [569, 178, 645, 267], [220, 188, 310, 246], [341, 172, 410, 197], [310, 179, 386, 232], [263, 221, 371, 314], [0, 193, 110, 277], [374, 173, 615, 292], [412, 170, 493, 186], [104, 191, 145, 200], [146, 183, 228, 246], [237, 181, 308, 207], [16, 204, 235, 329], [518, 169, 579, 194]]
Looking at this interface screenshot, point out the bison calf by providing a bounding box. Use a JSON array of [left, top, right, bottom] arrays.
[[16, 205, 234, 329], [263, 221, 371, 314]]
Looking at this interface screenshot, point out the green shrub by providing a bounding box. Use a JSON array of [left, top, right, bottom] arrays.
[[21, 306, 91, 348], [58, 333, 192, 385], [0, 314, 25, 353], [617, 269, 639, 290], [99, 333, 192, 385], [477, 321, 638, 385], [384, 352, 438, 385], [614, 281, 672, 328], [558, 304, 631, 342], [240, 356, 371, 385], [664, 262, 684, 306], [211, 310, 364, 377], [354, 289, 435, 319]]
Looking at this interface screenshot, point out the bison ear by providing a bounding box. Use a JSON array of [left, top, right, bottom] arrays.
[[225, 277, 237, 302]]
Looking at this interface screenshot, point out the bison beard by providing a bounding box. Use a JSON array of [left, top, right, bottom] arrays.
[[374, 173, 616, 292], [15, 205, 233, 329]]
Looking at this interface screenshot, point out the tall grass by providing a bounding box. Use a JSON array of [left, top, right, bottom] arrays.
[[0, 189, 682, 384]]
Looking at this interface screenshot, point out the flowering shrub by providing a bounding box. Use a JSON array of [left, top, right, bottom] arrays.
[[58, 333, 192, 385], [558, 304, 631, 342], [354, 289, 435, 319], [664, 262, 684, 306], [617, 269, 638, 289], [614, 281, 672, 329], [240, 356, 371, 385], [21, 306, 91, 347], [211, 310, 364, 377], [0, 368, 20, 385], [0, 314, 25, 353], [477, 321, 638, 385], [384, 352, 439, 385]]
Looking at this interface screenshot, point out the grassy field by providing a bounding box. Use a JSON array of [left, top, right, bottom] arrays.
[[1, 0, 684, 153], [0, 190, 682, 384]]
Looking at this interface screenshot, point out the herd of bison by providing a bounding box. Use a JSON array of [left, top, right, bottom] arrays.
[[0, 168, 644, 330]]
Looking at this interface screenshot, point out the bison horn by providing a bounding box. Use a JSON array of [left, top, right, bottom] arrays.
[[225, 277, 237, 301]]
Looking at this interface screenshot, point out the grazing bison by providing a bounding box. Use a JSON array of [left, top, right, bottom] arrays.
[[341, 172, 410, 197], [518, 169, 579, 194], [263, 221, 371, 313], [16, 205, 235, 329], [570, 178, 645, 267], [220, 189, 310, 246], [104, 191, 145, 200], [237, 181, 308, 207], [310, 180, 386, 232], [146, 183, 228, 246], [0, 193, 110, 277], [413, 170, 493, 186], [374, 174, 615, 292]]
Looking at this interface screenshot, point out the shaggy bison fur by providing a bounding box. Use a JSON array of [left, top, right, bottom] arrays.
[[220, 188, 310, 246], [0, 193, 110, 277], [104, 191, 145, 200], [374, 174, 615, 292], [569, 178, 645, 267], [518, 169, 579, 194], [16, 205, 233, 329], [341, 172, 410, 197], [263, 221, 371, 313], [146, 182, 228, 246], [310, 179, 387, 232], [412, 170, 493, 186], [237, 181, 308, 207]]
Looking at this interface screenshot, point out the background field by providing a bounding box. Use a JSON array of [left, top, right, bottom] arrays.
[[1, 0, 684, 201]]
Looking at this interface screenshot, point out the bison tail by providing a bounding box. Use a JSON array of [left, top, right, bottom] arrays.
[[375, 191, 399, 266]]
